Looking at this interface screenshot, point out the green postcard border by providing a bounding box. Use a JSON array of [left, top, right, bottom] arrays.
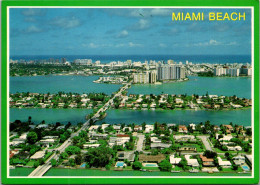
[[1, 0, 259, 184]]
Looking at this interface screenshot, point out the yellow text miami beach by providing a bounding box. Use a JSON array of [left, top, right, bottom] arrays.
[[172, 12, 246, 21]]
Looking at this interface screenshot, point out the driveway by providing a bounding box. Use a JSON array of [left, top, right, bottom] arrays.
[[136, 134, 145, 152], [197, 135, 213, 151]]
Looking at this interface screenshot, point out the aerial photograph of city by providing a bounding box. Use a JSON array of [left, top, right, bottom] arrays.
[[8, 7, 253, 178]]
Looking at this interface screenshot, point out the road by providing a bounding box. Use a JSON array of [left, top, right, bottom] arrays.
[[28, 81, 132, 177], [135, 134, 145, 152], [197, 135, 213, 151]]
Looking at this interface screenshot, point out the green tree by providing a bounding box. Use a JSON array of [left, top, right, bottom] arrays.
[[84, 146, 112, 167], [132, 161, 142, 170], [26, 131, 38, 144], [65, 146, 81, 155], [51, 159, 57, 167], [158, 159, 172, 172], [75, 155, 82, 165]]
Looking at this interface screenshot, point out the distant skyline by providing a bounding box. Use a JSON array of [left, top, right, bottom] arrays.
[[10, 8, 252, 56]]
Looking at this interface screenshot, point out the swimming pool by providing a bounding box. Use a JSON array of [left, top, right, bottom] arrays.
[[115, 162, 125, 167], [80, 163, 86, 168], [143, 163, 158, 167], [242, 165, 250, 171]]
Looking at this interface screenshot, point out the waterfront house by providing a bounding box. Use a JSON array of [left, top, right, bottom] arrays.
[[134, 125, 142, 132], [145, 125, 154, 133], [123, 127, 132, 132], [175, 98, 183, 104], [36, 124, 49, 129], [113, 125, 121, 130], [178, 125, 188, 133], [101, 124, 110, 130], [223, 125, 233, 132], [58, 103, 65, 108], [214, 126, 220, 132], [189, 123, 196, 130], [57, 125, 66, 130]]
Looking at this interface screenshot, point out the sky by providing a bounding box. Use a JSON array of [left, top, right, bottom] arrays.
[[9, 8, 252, 56]]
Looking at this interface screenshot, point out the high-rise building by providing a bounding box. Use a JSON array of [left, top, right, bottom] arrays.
[[157, 64, 185, 81], [149, 70, 157, 83], [133, 71, 157, 84], [61, 58, 66, 64], [133, 72, 149, 84], [214, 67, 240, 76], [73, 59, 92, 65]]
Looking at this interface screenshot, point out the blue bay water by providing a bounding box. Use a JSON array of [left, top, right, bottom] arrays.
[[10, 108, 251, 126], [10, 55, 251, 64], [10, 75, 122, 94], [97, 109, 251, 126], [129, 76, 251, 98], [10, 76, 251, 98], [10, 108, 91, 124]]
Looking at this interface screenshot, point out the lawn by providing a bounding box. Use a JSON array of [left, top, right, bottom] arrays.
[[172, 165, 183, 171], [26, 161, 35, 167]]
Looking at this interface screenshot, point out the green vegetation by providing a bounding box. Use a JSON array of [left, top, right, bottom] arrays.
[[197, 71, 214, 77]]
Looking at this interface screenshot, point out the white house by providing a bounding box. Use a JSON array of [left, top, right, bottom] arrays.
[[217, 157, 231, 168], [185, 155, 199, 167], [170, 155, 181, 165]]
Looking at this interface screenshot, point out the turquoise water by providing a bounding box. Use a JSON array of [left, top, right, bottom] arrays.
[[43, 168, 250, 176], [144, 164, 158, 167], [10, 108, 251, 126], [116, 162, 125, 167], [242, 166, 250, 171], [10, 76, 251, 98], [80, 163, 86, 168], [10, 108, 92, 124], [10, 168, 34, 176], [10, 75, 122, 94], [97, 109, 251, 126], [129, 76, 251, 98]]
